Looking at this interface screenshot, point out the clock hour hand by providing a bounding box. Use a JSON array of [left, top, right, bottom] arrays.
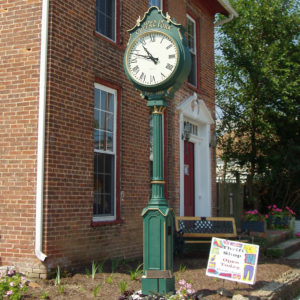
[[132, 53, 152, 60], [142, 46, 158, 64]]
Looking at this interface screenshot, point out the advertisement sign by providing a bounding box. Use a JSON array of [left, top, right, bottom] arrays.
[[206, 238, 259, 285]]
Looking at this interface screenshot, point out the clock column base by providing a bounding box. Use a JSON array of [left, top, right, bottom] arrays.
[[142, 276, 175, 296]]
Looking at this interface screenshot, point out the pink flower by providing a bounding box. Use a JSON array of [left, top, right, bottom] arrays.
[[187, 288, 195, 294], [273, 204, 277, 208], [179, 279, 186, 286], [186, 283, 192, 289], [6, 290, 13, 296], [9, 282, 14, 286], [265, 214, 269, 219], [268, 205, 271, 209]]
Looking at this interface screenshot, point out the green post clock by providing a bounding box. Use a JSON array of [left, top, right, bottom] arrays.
[[123, 6, 191, 295]]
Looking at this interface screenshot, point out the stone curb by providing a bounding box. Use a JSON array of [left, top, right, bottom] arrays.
[[233, 269, 300, 300]]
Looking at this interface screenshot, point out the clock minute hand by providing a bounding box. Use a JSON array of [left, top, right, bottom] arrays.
[[142, 46, 158, 64]]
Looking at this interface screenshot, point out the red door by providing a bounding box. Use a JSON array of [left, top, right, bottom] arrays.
[[184, 141, 195, 216]]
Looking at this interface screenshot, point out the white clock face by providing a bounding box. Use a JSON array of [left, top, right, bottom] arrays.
[[126, 31, 179, 86]]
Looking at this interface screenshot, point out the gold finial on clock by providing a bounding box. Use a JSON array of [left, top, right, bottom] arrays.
[[165, 12, 171, 23], [136, 16, 141, 27]]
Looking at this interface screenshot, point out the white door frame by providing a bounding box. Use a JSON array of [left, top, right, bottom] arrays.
[[177, 93, 214, 217]]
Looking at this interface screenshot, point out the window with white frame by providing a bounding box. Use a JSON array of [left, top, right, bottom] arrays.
[[96, 0, 116, 41], [94, 83, 117, 220], [187, 14, 197, 86], [149, 0, 162, 9]]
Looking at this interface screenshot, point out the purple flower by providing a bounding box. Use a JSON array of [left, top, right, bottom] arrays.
[[7, 269, 15, 277]]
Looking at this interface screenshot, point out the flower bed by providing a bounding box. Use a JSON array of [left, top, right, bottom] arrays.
[[0, 268, 27, 300]]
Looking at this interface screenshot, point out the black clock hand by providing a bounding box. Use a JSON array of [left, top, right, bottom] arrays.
[[142, 46, 158, 64], [132, 53, 152, 59]]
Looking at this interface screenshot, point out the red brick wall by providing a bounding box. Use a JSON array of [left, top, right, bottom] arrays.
[[42, 0, 152, 270], [0, 0, 46, 276], [0, 0, 217, 275]]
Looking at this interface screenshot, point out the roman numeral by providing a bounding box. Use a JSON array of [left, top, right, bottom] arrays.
[[166, 63, 173, 71], [140, 37, 146, 45], [130, 57, 137, 64], [139, 72, 146, 82], [161, 73, 166, 79], [168, 54, 176, 59], [150, 75, 156, 84], [166, 44, 172, 50], [149, 34, 156, 42], [132, 65, 139, 74]]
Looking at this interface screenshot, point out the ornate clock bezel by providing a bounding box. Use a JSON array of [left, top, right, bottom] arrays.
[[125, 30, 180, 89]]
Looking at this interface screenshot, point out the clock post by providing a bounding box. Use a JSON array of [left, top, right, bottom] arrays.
[[123, 6, 191, 295], [141, 97, 175, 295]]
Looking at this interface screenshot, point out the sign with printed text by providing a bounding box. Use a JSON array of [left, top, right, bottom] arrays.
[[206, 238, 259, 285]]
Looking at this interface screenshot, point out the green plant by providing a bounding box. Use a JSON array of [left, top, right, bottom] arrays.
[[55, 266, 61, 286], [118, 279, 128, 295], [106, 274, 114, 284], [178, 263, 186, 273], [91, 261, 98, 279], [85, 268, 90, 278], [0, 269, 27, 300], [93, 284, 102, 298], [98, 260, 106, 273], [57, 284, 65, 294], [111, 258, 121, 273], [40, 291, 49, 299], [129, 262, 143, 281]]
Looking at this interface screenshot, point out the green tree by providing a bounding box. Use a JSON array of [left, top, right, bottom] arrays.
[[215, 0, 300, 213]]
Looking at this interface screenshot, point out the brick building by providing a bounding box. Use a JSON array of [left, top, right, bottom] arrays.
[[0, 0, 237, 277]]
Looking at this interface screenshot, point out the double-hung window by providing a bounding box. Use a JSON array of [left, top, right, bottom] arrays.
[[94, 83, 117, 221], [187, 14, 197, 87], [149, 0, 162, 9], [96, 0, 116, 42]]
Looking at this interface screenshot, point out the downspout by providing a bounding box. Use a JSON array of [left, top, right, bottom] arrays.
[[214, 13, 234, 27], [215, 0, 238, 26], [35, 0, 49, 261]]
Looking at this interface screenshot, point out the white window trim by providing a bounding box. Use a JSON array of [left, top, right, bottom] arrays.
[[187, 14, 197, 87], [93, 82, 117, 222], [96, 0, 117, 43]]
